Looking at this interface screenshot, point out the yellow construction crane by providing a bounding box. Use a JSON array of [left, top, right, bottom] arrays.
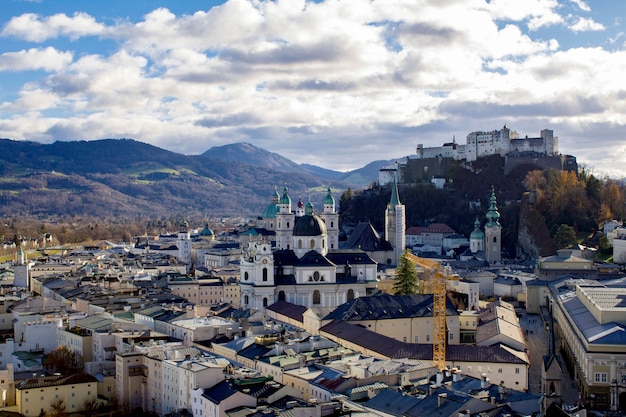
[[404, 252, 448, 371]]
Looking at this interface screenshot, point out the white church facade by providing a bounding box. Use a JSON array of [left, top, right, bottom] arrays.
[[240, 185, 405, 310]]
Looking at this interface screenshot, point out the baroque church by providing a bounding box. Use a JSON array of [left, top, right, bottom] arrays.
[[239, 183, 405, 309]]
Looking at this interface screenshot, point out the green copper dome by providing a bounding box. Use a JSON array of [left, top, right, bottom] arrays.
[[470, 218, 484, 240], [280, 185, 291, 205], [262, 203, 279, 219], [200, 222, 215, 240], [323, 186, 335, 205], [262, 188, 281, 218]]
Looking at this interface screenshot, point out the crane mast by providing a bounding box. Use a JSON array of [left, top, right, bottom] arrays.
[[404, 252, 447, 370]]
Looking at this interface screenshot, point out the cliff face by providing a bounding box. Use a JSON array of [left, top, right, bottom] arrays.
[[517, 192, 556, 258]]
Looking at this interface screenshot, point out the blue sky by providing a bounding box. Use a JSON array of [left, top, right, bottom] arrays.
[[1, 0, 626, 177]]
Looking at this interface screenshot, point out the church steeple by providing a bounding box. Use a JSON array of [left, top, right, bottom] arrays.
[[484, 186, 501, 263], [389, 175, 401, 206], [486, 186, 501, 227], [385, 171, 405, 266]]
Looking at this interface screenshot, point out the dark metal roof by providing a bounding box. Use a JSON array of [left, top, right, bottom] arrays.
[[323, 293, 459, 321], [266, 301, 306, 322], [296, 250, 335, 267], [365, 389, 421, 416], [341, 222, 392, 251], [321, 320, 526, 364]]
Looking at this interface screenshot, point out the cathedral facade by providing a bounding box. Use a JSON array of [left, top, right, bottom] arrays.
[[239, 186, 382, 310]]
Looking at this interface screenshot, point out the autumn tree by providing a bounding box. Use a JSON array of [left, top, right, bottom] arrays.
[[393, 250, 420, 295], [44, 346, 83, 375]]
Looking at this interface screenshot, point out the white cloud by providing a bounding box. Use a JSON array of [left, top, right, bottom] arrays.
[[569, 0, 591, 12], [569, 16, 605, 32], [1, 12, 105, 42], [0, 47, 72, 71], [0, 0, 624, 177]]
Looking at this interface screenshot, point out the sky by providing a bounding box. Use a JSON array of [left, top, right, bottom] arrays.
[[1, 0, 626, 177]]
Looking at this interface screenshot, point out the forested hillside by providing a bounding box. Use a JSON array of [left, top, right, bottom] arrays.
[[339, 156, 625, 259]]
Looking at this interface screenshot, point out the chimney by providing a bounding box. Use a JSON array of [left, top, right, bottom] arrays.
[[481, 373, 490, 389], [452, 370, 462, 382], [438, 393, 447, 407], [436, 371, 444, 386]]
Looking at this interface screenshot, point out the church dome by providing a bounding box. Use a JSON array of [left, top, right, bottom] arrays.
[[280, 185, 291, 205], [262, 187, 281, 219], [323, 186, 335, 205], [262, 203, 279, 219], [200, 222, 215, 240], [470, 218, 484, 240], [293, 202, 327, 236]]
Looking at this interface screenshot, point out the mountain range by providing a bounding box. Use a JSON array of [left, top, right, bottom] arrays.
[[0, 138, 400, 218]]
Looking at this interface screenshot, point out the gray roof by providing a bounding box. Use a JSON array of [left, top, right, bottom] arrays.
[[320, 320, 526, 364], [323, 293, 459, 321], [341, 222, 392, 251]]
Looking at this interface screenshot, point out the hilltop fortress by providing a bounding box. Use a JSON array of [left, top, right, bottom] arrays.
[[416, 125, 557, 162], [395, 125, 577, 183]]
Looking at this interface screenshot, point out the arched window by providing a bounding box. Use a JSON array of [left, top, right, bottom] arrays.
[[298, 240, 302, 249], [331, 221, 334, 227], [322, 240, 325, 248], [263, 298, 268, 307], [310, 239, 315, 249], [287, 222, 290, 228], [313, 290, 321, 305], [347, 289, 354, 301], [493, 236, 497, 243], [278, 291, 286, 301], [244, 295, 249, 305], [549, 381, 556, 394], [262, 268, 268, 281], [244, 271, 249, 281]]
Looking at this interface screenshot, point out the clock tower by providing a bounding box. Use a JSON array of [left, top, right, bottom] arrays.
[[14, 246, 29, 289]]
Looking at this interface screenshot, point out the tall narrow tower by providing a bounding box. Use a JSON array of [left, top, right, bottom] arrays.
[[484, 186, 502, 263], [319, 186, 339, 250], [177, 220, 192, 264], [275, 185, 294, 250], [385, 173, 405, 266], [14, 243, 29, 289]]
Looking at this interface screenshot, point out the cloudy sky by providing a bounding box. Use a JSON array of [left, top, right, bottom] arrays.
[[1, 0, 625, 176]]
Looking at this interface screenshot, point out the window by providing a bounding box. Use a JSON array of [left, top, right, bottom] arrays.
[[426, 335, 430, 342], [515, 368, 520, 374], [415, 336, 419, 342], [262, 268, 268, 281], [313, 290, 321, 305], [595, 372, 608, 383]]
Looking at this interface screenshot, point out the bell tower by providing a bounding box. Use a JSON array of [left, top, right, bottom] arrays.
[[484, 186, 501, 263]]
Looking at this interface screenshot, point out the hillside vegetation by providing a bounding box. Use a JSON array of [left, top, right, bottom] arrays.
[[339, 156, 625, 258]]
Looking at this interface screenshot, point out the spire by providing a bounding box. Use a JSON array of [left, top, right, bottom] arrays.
[[485, 186, 500, 227], [389, 172, 401, 206]]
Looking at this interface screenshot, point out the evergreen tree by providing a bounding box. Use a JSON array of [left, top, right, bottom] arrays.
[[553, 224, 577, 249], [393, 249, 419, 295]]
